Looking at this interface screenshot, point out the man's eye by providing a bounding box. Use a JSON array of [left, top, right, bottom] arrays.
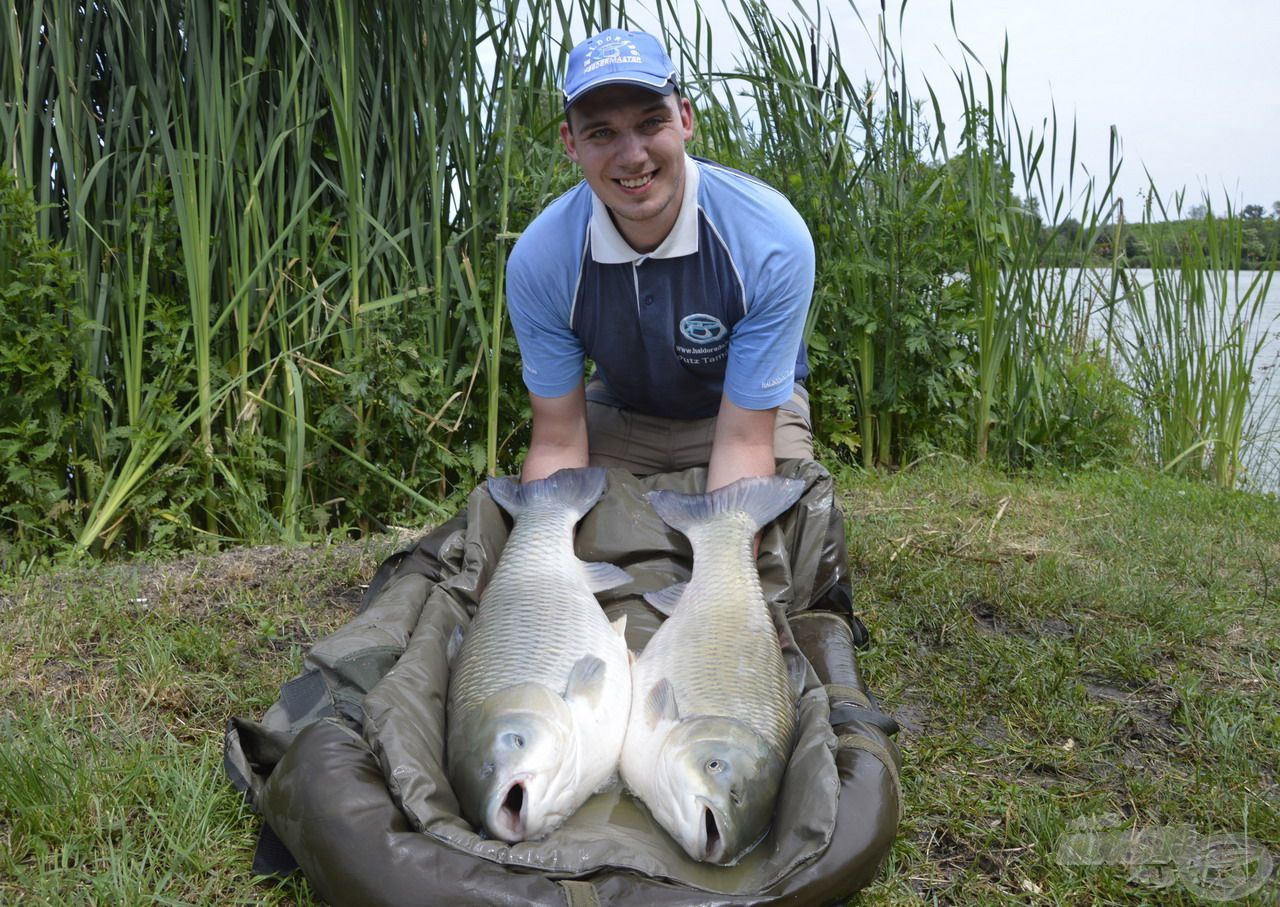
[[589, 129, 612, 140]]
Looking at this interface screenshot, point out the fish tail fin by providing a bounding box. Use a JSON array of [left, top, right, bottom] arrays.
[[487, 467, 609, 519], [647, 476, 807, 535]]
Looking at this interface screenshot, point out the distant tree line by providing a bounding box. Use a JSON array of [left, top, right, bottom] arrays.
[[1040, 201, 1280, 269]]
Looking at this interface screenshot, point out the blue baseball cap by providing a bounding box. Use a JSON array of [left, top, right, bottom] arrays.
[[563, 29, 678, 110]]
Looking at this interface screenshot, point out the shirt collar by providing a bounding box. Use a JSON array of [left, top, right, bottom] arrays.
[[589, 154, 700, 263]]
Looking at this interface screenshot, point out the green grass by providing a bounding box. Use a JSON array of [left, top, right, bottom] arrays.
[[846, 461, 1279, 904], [2, 467, 1277, 903]]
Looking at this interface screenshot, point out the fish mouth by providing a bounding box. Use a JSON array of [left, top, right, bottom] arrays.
[[696, 798, 727, 863], [490, 773, 531, 842]]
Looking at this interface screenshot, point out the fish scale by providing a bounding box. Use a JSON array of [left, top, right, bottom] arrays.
[[634, 511, 795, 758], [449, 507, 617, 713]]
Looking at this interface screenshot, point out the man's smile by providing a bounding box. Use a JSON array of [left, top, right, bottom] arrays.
[[616, 171, 657, 191]]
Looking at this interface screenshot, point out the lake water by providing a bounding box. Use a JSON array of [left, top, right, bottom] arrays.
[[1084, 268, 1280, 494]]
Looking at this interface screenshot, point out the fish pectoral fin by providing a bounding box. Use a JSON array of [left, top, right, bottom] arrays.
[[564, 655, 607, 706], [644, 678, 680, 728], [610, 614, 628, 638], [642, 583, 687, 617], [581, 560, 632, 594], [446, 624, 466, 664]]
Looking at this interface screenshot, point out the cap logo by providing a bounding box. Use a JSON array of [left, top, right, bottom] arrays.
[[583, 36, 643, 74]]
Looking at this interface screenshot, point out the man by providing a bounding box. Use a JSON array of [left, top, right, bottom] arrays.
[[506, 28, 815, 491]]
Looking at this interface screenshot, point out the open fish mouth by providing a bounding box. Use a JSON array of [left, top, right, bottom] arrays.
[[490, 774, 532, 841], [697, 798, 727, 863]]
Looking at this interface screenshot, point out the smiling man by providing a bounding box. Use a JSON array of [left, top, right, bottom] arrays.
[[506, 29, 816, 491]]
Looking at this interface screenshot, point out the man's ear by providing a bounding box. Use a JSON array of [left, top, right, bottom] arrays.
[[559, 120, 580, 163], [678, 96, 694, 141]]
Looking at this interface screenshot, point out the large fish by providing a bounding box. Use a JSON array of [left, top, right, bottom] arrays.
[[446, 468, 632, 843], [621, 476, 807, 864]]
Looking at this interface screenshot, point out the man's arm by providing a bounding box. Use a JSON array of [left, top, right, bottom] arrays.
[[706, 395, 777, 491], [521, 384, 589, 482]]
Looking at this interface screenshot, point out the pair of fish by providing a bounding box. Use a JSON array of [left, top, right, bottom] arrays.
[[444, 467, 806, 864]]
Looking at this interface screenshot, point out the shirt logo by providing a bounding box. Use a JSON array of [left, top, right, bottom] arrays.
[[583, 37, 642, 74], [679, 314, 728, 344]]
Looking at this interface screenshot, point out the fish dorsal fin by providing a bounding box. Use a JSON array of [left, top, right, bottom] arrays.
[[582, 560, 631, 593], [610, 614, 628, 637], [446, 625, 465, 664], [643, 582, 687, 616], [564, 655, 607, 707], [644, 678, 679, 728]]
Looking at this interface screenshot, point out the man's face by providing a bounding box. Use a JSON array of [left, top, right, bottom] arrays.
[[560, 84, 694, 253]]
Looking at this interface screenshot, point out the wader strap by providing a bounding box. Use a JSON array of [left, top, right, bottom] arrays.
[[830, 703, 901, 736], [279, 668, 335, 730], [558, 879, 602, 907], [825, 682, 871, 708]]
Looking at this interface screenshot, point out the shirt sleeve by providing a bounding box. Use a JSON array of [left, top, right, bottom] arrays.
[[722, 196, 815, 410], [505, 220, 587, 399]]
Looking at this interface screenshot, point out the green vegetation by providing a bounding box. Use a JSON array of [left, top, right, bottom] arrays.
[[2, 465, 1276, 902], [2, 0, 1277, 567]]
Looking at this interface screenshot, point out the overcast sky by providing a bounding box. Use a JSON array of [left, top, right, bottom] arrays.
[[631, 0, 1280, 220], [884, 0, 1280, 216]]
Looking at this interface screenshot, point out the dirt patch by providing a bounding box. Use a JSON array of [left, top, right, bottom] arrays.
[[1038, 617, 1075, 639], [1083, 676, 1182, 751], [890, 699, 932, 737]]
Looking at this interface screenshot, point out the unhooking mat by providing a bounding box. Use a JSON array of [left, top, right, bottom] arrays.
[[224, 460, 902, 906]]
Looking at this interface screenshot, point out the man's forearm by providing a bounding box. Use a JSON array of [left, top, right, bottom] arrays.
[[521, 434, 589, 482], [706, 398, 778, 491], [521, 387, 590, 482]]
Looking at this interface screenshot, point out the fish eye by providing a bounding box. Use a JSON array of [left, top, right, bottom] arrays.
[[705, 758, 725, 774], [502, 732, 525, 749]]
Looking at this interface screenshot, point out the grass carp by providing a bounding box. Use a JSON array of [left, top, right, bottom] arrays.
[[620, 475, 806, 864], [446, 468, 632, 843]]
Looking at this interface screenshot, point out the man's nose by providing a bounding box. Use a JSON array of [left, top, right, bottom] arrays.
[[614, 131, 647, 167]]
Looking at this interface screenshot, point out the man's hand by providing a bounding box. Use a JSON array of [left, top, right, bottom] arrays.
[[522, 385, 589, 482], [706, 395, 777, 492]]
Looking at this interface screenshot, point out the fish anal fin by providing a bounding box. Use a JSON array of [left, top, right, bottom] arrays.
[[644, 678, 679, 728], [643, 582, 687, 617], [582, 560, 631, 594], [564, 655, 607, 707]]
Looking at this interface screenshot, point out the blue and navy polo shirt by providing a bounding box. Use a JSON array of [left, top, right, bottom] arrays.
[[506, 154, 814, 420]]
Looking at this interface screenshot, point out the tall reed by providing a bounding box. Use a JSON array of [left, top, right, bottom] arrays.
[[1, 0, 612, 554], [1118, 192, 1276, 487]]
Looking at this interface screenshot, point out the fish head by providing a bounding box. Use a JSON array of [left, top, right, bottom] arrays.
[[449, 683, 579, 842], [652, 716, 787, 864]]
